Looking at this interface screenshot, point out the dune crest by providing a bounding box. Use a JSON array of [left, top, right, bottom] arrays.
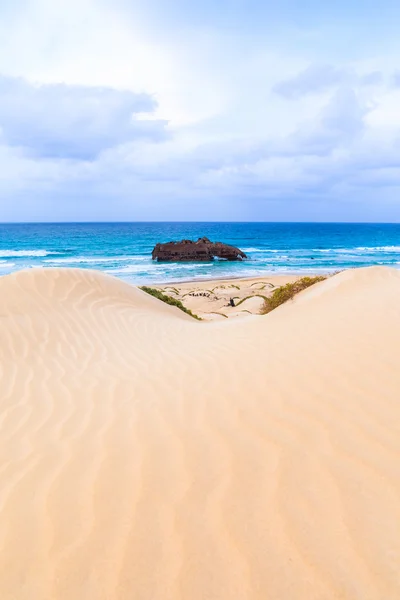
[[1, 266, 400, 600]]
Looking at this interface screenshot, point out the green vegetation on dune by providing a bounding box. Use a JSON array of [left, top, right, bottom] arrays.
[[262, 276, 326, 314], [162, 286, 180, 295], [235, 294, 269, 307], [140, 286, 202, 320], [250, 281, 275, 289]]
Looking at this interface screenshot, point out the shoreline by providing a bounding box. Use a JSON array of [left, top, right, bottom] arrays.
[[1, 266, 333, 287], [138, 269, 331, 287]]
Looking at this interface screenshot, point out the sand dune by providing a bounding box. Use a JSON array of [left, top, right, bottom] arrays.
[[1, 266, 400, 599]]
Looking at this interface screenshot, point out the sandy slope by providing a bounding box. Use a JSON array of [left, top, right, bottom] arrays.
[[0, 266, 400, 600]]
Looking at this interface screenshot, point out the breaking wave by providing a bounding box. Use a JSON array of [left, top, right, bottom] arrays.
[[0, 249, 53, 258]]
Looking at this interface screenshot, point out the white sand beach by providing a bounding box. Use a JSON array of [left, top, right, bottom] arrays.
[[1, 266, 400, 599]]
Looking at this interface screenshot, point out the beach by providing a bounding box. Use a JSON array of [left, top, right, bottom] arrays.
[[151, 274, 300, 319], [1, 265, 400, 599]]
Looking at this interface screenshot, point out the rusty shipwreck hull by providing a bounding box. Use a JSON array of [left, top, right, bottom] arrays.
[[151, 237, 247, 262]]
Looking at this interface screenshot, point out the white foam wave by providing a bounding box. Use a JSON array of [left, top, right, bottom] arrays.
[[45, 256, 149, 265], [317, 246, 400, 254], [243, 248, 286, 253], [107, 265, 149, 274], [242, 247, 267, 253], [310, 246, 400, 255], [312, 249, 355, 254], [355, 246, 400, 252], [0, 249, 50, 258], [157, 263, 210, 270], [109, 263, 212, 275]]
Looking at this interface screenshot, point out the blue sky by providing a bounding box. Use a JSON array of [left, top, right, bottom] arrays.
[[1, 0, 400, 221]]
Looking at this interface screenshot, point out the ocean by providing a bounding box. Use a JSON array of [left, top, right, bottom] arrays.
[[1, 222, 400, 284]]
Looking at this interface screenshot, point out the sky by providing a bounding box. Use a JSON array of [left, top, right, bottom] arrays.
[[1, 0, 400, 221]]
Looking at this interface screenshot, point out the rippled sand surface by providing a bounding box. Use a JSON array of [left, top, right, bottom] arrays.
[[1, 266, 400, 599]]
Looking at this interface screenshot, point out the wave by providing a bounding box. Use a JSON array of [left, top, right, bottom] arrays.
[[242, 248, 268, 253], [0, 249, 53, 258], [243, 248, 280, 253], [355, 246, 400, 252], [109, 263, 211, 275], [246, 248, 375, 256], [44, 256, 149, 265], [156, 264, 210, 270], [107, 266, 151, 275], [315, 246, 400, 254]]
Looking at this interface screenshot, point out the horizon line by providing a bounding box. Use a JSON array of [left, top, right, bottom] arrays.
[[1, 220, 400, 226]]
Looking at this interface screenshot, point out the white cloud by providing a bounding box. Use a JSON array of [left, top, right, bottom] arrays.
[[0, 75, 166, 159], [1, 0, 400, 220], [273, 64, 350, 98]]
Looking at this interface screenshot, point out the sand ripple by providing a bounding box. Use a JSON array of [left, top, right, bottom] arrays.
[[1, 266, 400, 599]]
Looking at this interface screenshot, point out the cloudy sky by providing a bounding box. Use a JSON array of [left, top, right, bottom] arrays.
[[1, 0, 400, 221]]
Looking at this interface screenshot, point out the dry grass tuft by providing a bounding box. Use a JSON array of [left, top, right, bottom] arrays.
[[262, 276, 326, 314]]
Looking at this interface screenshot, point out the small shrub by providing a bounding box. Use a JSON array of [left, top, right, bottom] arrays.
[[140, 286, 202, 320], [261, 276, 326, 314]]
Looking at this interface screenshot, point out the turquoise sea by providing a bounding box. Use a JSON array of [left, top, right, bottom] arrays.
[[1, 222, 400, 283]]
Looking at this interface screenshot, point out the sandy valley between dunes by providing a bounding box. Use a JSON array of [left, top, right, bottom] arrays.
[[0, 266, 400, 599], [152, 274, 299, 319]]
